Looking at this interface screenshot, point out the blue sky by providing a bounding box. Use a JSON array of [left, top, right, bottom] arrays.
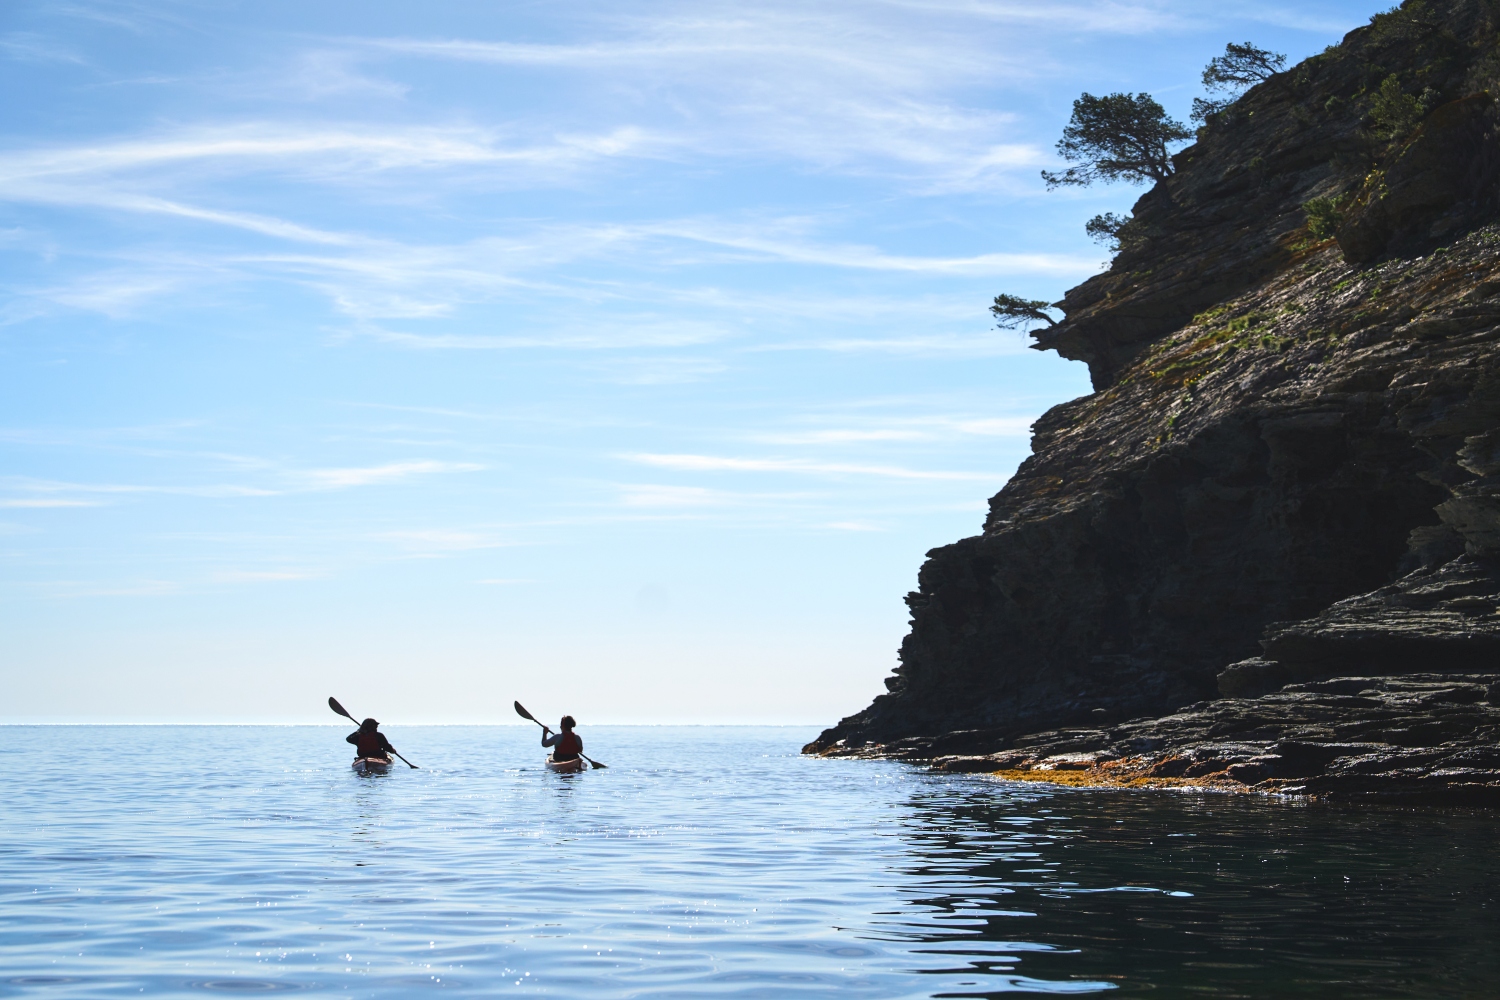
[[1, 0, 1389, 724]]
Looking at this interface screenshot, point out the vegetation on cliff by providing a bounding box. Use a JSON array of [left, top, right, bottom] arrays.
[[1040, 92, 1192, 190], [1030, 42, 1288, 254], [1193, 42, 1288, 125]]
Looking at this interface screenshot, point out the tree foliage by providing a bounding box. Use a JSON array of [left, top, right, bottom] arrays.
[[1190, 96, 1231, 125], [1041, 92, 1193, 188], [1368, 0, 1439, 41], [1369, 74, 1436, 140], [1193, 43, 1286, 124], [1302, 196, 1346, 240], [1084, 212, 1145, 253], [991, 294, 1058, 330], [1201, 42, 1286, 92]]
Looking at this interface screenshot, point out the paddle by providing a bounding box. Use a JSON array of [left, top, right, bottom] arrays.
[[514, 700, 607, 769], [328, 696, 418, 768]]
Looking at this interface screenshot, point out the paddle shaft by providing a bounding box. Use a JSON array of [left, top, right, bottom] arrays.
[[328, 696, 417, 768]]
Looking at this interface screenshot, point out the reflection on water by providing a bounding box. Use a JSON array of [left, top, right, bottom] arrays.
[[0, 726, 1495, 998], [888, 788, 1500, 997]]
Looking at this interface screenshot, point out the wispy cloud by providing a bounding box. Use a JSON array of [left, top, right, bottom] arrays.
[[301, 460, 481, 489], [873, 0, 1192, 34], [0, 125, 662, 184], [752, 333, 1032, 356], [359, 9, 1039, 187], [0, 460, 481, 507], [42, 579, 181, 598], [353, 316, 731, 350], [623, 452, 997, 481], [1209, 0, 1359, 33], [5, 185, 358, 245], [952, 416, 1035, 436], [265, 218, 1094, 326], [588, 355, 729, 384], [7, 200, 1095, 328], [1, 477, 276, 500], [379, 529, 510, 553], [760, 429, 928, 444], [346, 0, 1363, 190], [631, 219, 1092, 275], [212, 568, 323, 582], [46, 1, 194, 34], [359, 8, 1007, 81], [0, 32, 88, 65], [879, 0, 1353, 35], [37, 270, 188, 317], [270, 49, 411, 102], [0, 498, 102, 508], [750, 414, 1035, 445], [0, 125, 671, 267], [619, 484, 726, 507]]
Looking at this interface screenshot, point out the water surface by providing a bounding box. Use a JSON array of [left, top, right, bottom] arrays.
[[1, 726, 1496, 997]]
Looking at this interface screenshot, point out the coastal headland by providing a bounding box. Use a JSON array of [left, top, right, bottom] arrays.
[[806, 0, 1500, 805]]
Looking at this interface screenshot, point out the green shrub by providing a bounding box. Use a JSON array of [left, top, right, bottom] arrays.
[[1368, 1, 1434, 40], [1303, 195, 1346, 239], [1369, 75, 1436, 140]]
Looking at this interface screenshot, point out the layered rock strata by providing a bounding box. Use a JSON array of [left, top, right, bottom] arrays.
[[916, 675, 1500, 806], [1220, 556, 1500, 697], [807, 0, 1500, 803]]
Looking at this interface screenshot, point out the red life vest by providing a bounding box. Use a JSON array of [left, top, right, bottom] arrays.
[[553, 731, 582, 760], [352, 731, 391, 758]]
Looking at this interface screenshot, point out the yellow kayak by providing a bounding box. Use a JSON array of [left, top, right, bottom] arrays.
[[546, 756, 585, 773]]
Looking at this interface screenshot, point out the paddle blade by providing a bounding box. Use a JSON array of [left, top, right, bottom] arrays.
[[328, 696, 355, 721], [588, 758, 607, 769], [513, 700, 536, 722]]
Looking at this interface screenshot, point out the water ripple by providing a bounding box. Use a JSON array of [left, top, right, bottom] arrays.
[[0, 726, 1496, 997]]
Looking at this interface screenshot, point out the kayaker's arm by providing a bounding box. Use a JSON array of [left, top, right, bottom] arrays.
[[345, 732, 360, 746], [541, 731, 561, 747]]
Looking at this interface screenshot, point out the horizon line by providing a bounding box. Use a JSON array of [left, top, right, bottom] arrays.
[[0, 720, 828, 727]]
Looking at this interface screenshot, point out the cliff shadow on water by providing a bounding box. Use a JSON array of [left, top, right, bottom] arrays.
[[809, 0, 1500, 806]]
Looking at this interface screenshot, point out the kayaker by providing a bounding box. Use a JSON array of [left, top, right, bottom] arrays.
[[541, 715, 582, 762], [346, 718, 397, 762]]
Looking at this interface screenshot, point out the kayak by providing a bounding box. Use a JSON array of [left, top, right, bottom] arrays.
[[352, 757, 391, 773], [546, 755, 585, 773]]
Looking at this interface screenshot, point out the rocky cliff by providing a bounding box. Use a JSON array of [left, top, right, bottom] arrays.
[[806, 0, 1500, 801]]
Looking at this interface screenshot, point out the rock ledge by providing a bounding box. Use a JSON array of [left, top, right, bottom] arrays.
[[814, 674, 1500, 806]]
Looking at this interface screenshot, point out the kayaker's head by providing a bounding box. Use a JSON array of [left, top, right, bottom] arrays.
[[360, 718, 379, 732], [560, 715, 576, 732]]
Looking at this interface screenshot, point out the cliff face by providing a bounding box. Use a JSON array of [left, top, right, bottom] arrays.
[[809, 0, 1500, 755]]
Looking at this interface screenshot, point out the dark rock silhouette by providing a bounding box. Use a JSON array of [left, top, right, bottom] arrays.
[[922, 675, 1500, 806], [807, 0, 1500, 803]]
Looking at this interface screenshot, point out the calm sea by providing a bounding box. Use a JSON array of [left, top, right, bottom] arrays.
[[0, 726, 1496, 998]]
